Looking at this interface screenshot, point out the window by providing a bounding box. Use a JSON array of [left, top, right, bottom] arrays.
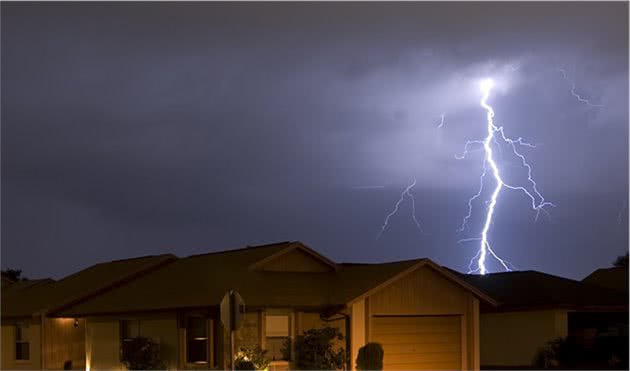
[[265, 315, 290, 361], [186, 317, 208, 364], [120, 320, 140, 361], [15, 323, 30, 361]]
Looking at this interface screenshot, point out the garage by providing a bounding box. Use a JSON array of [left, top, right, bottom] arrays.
[[371, 315, 462, 370]]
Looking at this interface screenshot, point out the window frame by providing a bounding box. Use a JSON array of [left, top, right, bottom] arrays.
[[119, 319, 140, 362], [14, 323, 30, 361], [185, 316, 209, 365], [264, 312, 292, 362]]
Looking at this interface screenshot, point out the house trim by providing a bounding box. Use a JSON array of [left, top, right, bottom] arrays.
[[346, 259, 497, 307]]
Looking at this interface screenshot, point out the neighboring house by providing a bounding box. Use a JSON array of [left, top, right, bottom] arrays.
[[582, 266, 629, 293], [47, 241, 496, 371], [459, 270, 629, 369], [2, 271, 17, 288], [1, 254, 176, 370]]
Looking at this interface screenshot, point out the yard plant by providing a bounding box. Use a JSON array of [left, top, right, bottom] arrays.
[[356, 342, 384, 370], [290, 326, 347, 370]]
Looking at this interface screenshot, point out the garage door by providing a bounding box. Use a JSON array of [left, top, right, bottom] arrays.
[[371, 315, 462, 370]]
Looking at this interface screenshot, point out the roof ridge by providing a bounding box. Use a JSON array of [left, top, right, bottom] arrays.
[[465, 269, 577, 281], [186, 241, 295, 258], [96, 253, 178, 265], [340, 258, 427, 266]]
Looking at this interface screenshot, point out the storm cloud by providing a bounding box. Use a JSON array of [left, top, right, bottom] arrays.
[[1, 2, 628, 280]]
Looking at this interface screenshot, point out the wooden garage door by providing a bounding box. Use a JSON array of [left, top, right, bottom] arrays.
[[371, 315, 462, 370]]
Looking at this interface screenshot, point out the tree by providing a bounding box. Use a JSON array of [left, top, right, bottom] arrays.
[[290, 327, 347, 370], [613, 252, 628, 268], [2, 269, 26, 281]]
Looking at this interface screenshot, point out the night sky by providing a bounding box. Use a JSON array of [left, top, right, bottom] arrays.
[[2, 2, 628, 280]]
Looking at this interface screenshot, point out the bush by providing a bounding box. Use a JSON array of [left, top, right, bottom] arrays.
[[534, 336, 585, 369], [356, 343, 384, 370], [121, 337, 165, 370], [235, 345, 271, 370], [234, 359, 256, 370], [280, 338, 292, 361], [292, 327, 347, 370], [533, 335, 628, 369]]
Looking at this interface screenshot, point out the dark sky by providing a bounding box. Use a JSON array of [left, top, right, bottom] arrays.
[[2, 2, 628, 280]]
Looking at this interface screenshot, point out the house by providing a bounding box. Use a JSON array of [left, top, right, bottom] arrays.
[[37, 241, 497, 371], [2, 271, 17, 288], [459, 270, 629, 368], [1, 254, 176, 370], [582, 266, 629, 293]]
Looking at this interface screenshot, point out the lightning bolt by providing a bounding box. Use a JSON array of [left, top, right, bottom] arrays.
[[437, 113, 446, 128], [557, 68, 603, 107], [378, 177, 424, 238], [458, 78, 554, 275]]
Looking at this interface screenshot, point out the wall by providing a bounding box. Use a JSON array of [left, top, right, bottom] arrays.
[[86, 314, 179, 371], [479, 309, 569, 367], [139, 316, 179, 369], [351, 300, 366, 371], [355, 265, 481, 371], [43, 318, 85, 370], [85, 318, 122, 371], [1, 318, 42, 370]]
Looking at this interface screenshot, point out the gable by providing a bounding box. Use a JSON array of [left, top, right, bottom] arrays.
[[257, 248, 334, 272], [370, 265, 469, 315]]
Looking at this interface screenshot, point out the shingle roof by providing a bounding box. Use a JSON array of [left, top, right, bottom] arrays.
[[53, 242, 492, 317], [582, 267, 629, 293], [2, 278, 55, 293], [2, 254, 176, 318], [459, 270, 628, 311]]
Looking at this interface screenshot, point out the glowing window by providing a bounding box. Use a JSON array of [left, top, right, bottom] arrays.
[[265, 315, 290, 361]]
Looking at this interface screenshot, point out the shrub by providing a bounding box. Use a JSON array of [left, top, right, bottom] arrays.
[[234, 359, 256, 370], [280, 338, 292, 361], [532, 335, 625, 369], [120, 337, 165, 370], [235, 345, 271, 370], [356, 343, 384, 370], [292, 327, 347, 370]]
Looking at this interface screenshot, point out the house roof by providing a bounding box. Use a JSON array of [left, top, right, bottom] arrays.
[[2, 254, 176, 318], [582, 266, 629, 293], [53, 241, 494, 317], [1, 271, 17, 286], [459, 270, 628, 311], [2, 278, 55, 293]]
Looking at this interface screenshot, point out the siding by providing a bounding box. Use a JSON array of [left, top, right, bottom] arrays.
[[86, 318, 121, 371], [138, 317, 179, 369], [370, 266, 468, 316], [86, 314, 179, 371], [479, 309, 569, 367], [1, 319, 42, 370], [351, 300, 366, 370], [43, 318, 85, 370], [359, 265, 480, 371]]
